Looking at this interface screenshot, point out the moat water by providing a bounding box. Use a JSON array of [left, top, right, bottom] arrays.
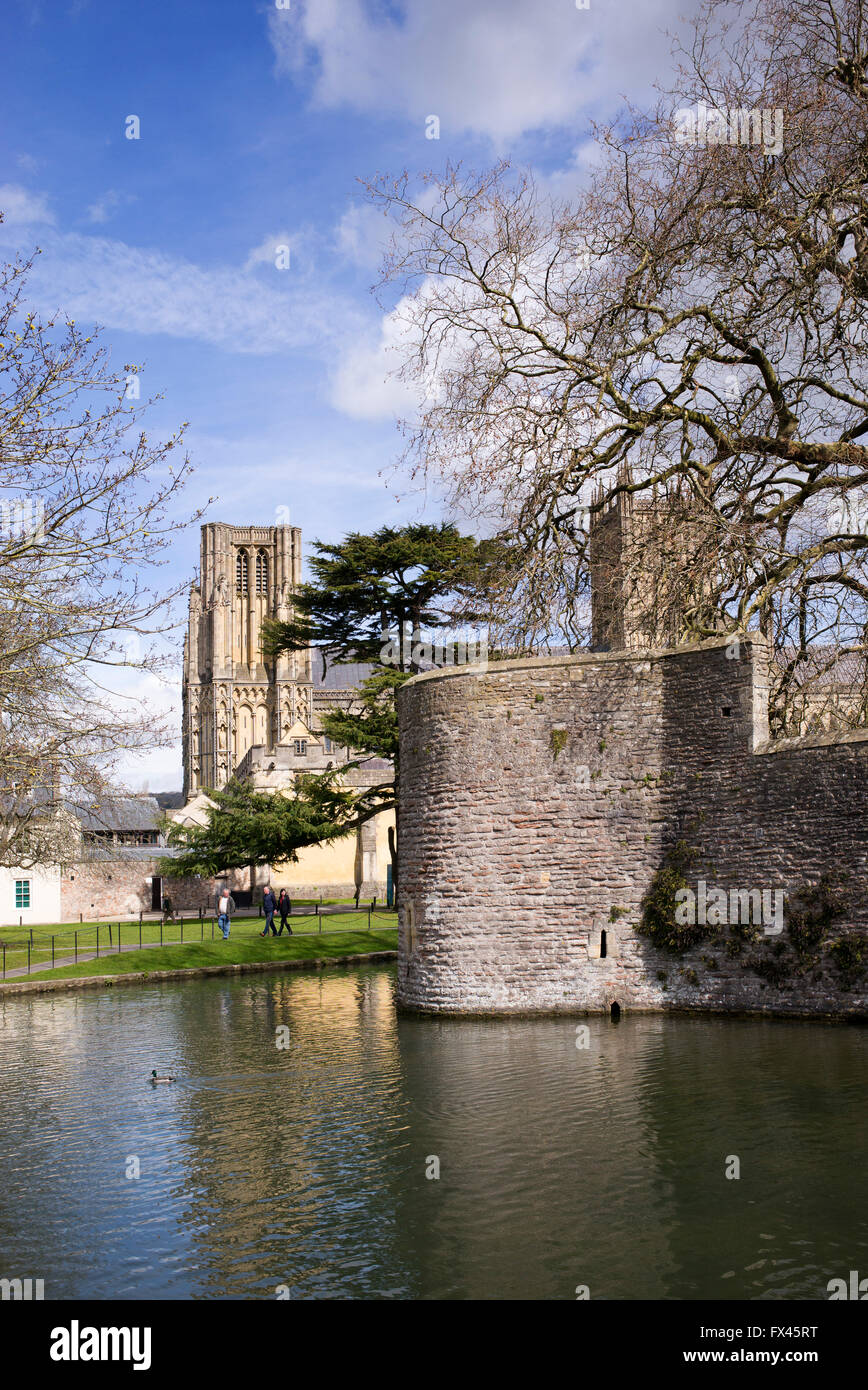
[[0, 964, 865, 1300]]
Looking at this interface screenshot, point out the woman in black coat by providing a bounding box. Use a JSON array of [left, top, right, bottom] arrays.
[[276, 888, 292, 935]]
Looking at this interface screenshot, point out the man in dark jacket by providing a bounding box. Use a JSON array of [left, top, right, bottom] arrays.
[[261, 884, 278, 937]]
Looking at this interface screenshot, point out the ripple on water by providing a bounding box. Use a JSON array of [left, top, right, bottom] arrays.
[[0, 971, 865, 1299]]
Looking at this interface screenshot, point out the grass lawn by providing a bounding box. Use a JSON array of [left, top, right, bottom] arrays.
[[15, 925, 398, 983], [0, 908, 397, 978]]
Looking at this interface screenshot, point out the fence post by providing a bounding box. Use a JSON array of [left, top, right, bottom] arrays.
[[52, 936, 55, 970], [27, 939, 31, 974], [118, 923, 122, 954], [139, 918, 142, 950], [181, 917, 184, 944], [96, 926, 99, 959], [108, 924, 113, 948], [74, 931, 78, 964], [368, 905, 371, 931]]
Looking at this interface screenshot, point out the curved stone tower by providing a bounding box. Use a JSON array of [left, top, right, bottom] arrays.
[[395, 637, 868, 1017]]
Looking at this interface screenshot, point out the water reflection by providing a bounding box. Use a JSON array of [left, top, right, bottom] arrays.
[[0, 969, 864, 1299]]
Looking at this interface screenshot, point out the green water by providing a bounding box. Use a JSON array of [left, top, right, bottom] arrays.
[[0, 964, 864, 1299]]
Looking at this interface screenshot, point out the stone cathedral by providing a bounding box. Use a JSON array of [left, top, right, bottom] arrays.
[[182, 522, 313, 798], [179, 521, 393, 899]]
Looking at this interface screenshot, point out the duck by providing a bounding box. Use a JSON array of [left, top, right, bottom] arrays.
[[150, 1069, 175, 1084]]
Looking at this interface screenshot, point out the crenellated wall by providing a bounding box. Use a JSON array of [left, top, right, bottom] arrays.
[[396, 637, 868, 1017]]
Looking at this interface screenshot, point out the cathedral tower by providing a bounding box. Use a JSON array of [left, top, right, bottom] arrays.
[[589, 482, 716, 652], [182, 523, 311, 798]]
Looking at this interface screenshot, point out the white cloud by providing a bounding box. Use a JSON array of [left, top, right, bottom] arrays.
[[86, 190, 136, 224], [244, 230, 293, 271], [330, 293, 423, 420], [335, 202, 392, 272], [0, 221, 364, 356], [269, 0, 698, 144], [0, 184, 55, 226]]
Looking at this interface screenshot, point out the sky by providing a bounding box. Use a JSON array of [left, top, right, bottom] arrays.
[[1, 0, 700, 790]]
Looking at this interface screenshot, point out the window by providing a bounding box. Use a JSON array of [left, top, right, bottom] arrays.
[[236, 551, 248, 593], [293, 739, 307, 756], [323, 736, 334, 754], [256, 549, 268, 593], [15, 880, 30, 909]]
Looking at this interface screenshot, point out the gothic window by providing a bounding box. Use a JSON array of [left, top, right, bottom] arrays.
[[256, 549, 268, 593], [294, 739, 307, 756], [236, 551, 249, 594], [256, 705, 268, 744]]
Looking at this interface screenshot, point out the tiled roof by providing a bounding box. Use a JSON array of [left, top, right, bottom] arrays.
[[72, 796, 163, 833], [311, 650, 375, 690]]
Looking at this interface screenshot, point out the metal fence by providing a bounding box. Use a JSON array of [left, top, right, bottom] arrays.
[[0, 902, 398, 980]]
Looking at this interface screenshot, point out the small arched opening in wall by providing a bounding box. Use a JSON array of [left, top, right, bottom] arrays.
[[610, 1000, 621, 1021], [600, 929, 608, 959]]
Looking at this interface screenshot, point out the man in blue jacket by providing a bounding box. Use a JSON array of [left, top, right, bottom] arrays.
[[260, 884, 278, 937]]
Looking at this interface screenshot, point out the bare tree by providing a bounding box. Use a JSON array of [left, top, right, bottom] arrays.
[[367, 0, 868, 729], [0, 239, 204, 866]]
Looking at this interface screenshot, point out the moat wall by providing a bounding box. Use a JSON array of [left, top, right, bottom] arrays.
[[396, 637, 868, 1017]]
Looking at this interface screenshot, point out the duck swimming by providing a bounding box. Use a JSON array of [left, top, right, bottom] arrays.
[[150, 1069, 175, 1084]]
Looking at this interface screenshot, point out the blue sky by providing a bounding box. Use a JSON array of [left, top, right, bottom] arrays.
[[1, 0, 697, 787]]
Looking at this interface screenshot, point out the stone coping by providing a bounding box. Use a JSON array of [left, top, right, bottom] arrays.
[[0, 950, 398, 998], [400, 635, 759, 688], [754, 726, 868, 755], [400, 637, 868, 759]]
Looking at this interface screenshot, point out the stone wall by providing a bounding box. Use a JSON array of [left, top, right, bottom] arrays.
[[59, 860, 250, 922], [59, 859, 384, 922], [396, 637, 868, 1017]]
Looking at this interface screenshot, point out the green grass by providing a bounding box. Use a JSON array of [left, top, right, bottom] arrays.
[[15, 924, 398, 983], [0, 908, 397, 978]]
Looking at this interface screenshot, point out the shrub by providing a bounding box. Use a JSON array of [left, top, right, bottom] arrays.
[[827, 937, 866, 990], [638, 841, 709, 953]]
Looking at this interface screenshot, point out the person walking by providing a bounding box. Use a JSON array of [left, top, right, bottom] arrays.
[[216, 885, 235, 940], [260, 884, 278, 937], [276, 888, 292, 936]]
